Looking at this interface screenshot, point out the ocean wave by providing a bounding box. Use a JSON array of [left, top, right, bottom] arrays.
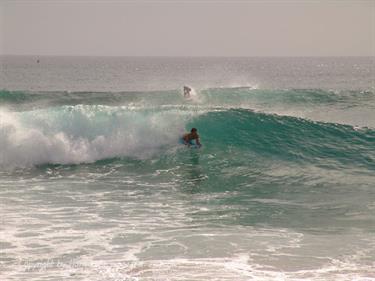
[[0, 104, 374, 168], [197, 109, 375, 167]]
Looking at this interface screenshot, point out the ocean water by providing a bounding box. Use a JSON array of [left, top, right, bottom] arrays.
[[0, 56, 374, 280]]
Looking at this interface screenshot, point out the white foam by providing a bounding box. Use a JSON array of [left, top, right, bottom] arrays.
[[0, 106, 195, 168]]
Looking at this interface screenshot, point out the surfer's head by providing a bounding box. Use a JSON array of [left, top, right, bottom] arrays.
[[190, 128, 199, 138]]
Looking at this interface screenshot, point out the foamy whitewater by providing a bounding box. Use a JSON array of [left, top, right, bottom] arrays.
[[1, 56, 374, 280]]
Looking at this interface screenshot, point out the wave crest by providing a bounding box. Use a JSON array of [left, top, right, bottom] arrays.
[[0, 106, 192, 167]]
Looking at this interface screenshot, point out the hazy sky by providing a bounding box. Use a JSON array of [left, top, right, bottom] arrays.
[[1, 0, 374, 56]]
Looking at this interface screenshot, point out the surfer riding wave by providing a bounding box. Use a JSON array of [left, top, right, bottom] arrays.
[[181, 128, 202, 148]]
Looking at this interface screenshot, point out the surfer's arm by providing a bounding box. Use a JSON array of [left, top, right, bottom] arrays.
[[195, 138, 201, 147]]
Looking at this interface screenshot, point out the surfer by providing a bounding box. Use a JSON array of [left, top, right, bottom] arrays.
[[183, 86, 191, 98], [182, 128, 201, 147]]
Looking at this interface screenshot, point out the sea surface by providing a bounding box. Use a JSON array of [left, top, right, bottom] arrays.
[[1, 56, 374, 280]]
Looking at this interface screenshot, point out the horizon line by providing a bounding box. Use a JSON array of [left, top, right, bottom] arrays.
[[1, 54, 374, 58]]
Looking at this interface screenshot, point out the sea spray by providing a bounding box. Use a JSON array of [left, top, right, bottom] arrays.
[[0, 105, 198, 167]]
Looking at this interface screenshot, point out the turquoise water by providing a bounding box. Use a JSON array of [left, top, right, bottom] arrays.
[[1, 57, 374, 280]]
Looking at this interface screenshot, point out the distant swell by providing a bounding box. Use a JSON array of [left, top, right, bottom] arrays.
[[1, 88, 374, 107]]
